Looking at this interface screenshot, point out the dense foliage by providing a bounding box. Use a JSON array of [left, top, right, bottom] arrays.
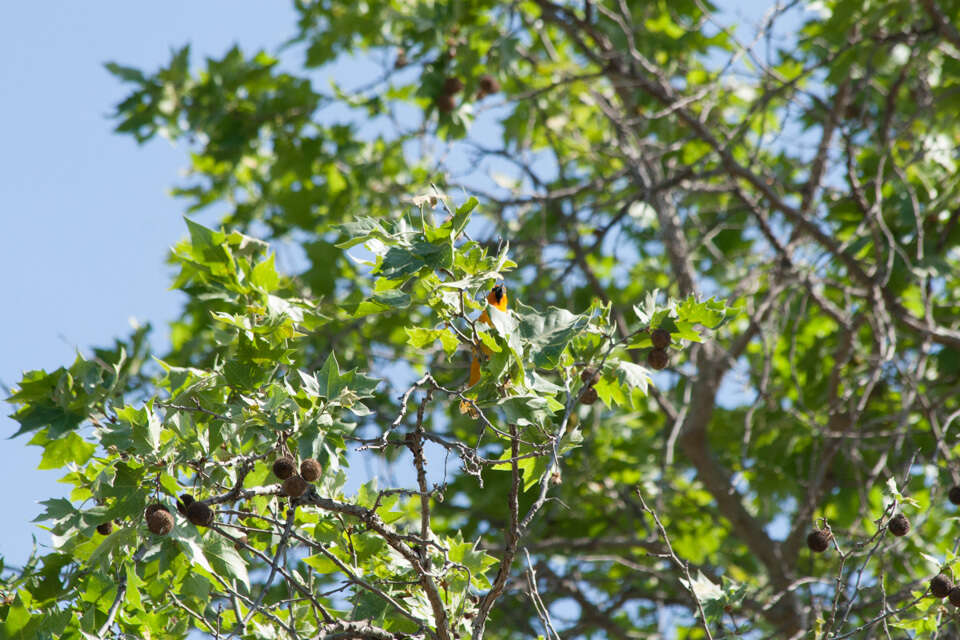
[[5, 0, 960, 638]]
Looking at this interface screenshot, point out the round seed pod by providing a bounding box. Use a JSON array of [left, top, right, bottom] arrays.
[[647, 348, 669, 371], [580, 368, 598, 386], [177, 494, 195, 516], [949, 586, 960, 607], [96, 522, 113, 536], [931, 574, 954, 598], [580, 386, 599, 405], [437, 93, 457, 113], [888, 513, 910, 537], [478, 74, 500, 95], [147, 509, 174, 536], [283, 475, 309, 498], [273, 456, 296, 480], [186, 501, 214, 527], [443, 76, 464, 94], [145, 503, 168, 520], [651, 328, 671, 350], [949, 486, 960, 505], [300, 458, 322, 482], [806, 529, 831, 553]]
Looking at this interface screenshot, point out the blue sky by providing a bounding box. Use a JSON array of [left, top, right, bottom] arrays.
[[0, 1, 803, 569], [0, 2, 298, 567]]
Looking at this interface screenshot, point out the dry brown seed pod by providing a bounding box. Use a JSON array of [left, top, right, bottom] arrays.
[[177, 494, 195, 516], [888, 513, 910, 537], [580, 386, 599, 405], [273, 456, 296, 480], [437, 93, 457, 113], [96, 522, 113, 536], [651, 328, 671, 350], [145, 503, 169, 520], [647, 348, 669, 371], [300, 458, 322, 482], [186, 501, 214, 527], [806, 529, 831, 553], [580, 367, 598, 386], [478, 74, 500, 95], [443, 76, 464, 94], [283, 475, 309, 498], [147, 510, 174, 536], [931, 573, 954, 598], [949, 486, 960, 505], [950, 586, 960, 607]]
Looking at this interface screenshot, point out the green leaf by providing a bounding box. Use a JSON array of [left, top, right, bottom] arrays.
[[205, 535, 250, 589], [405, 327, 460, 356], [176, 535, 213, 573], [676, 296, 730, 329], [303, 553, 340, 574], [497, 395, 554, 427], [341, 289, 411, 317], [251, 253, 280, 292], [515, 302, 591, 369], [38, 432, 96, 470], [617, 361, 650, 395], [446, 531, 497, 588]]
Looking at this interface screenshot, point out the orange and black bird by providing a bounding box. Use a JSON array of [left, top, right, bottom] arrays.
[[468, 284, 508, 387], [478, 283, 508, 326]]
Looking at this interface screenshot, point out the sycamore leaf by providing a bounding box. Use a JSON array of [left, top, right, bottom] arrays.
[[515, 302, 591, 370], [617, 361, 650, 395], [205, 536, 250, 589]]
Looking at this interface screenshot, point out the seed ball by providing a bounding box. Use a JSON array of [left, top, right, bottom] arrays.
[[96, 522, 113, 536], [949, 486, 960, 505], [186, 501, 214, 527], [806, 529, 831, 553], [273, 456, 296, 480], [889, 513, 910, 537], [580, 386, 599, 405], [478, 74, 500, 95], [300, 458, 322, 482], [443, 76, 464, 95], [651, 328, 671, 350], [145, 503, 168, 520], [437, 93, 457, 113], [147, 509, 174, 536], [283, 475, 309, 498], [950, 586, 960, 607], [580, 368, 598, 385], [931, 574, 954, 598], [647, 348, 669, 371], [177, 493, 195, 516]]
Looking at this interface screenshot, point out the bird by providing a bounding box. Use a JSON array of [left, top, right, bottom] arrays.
[[466, 284, 508, 389], [478, 283, 508, 327]]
